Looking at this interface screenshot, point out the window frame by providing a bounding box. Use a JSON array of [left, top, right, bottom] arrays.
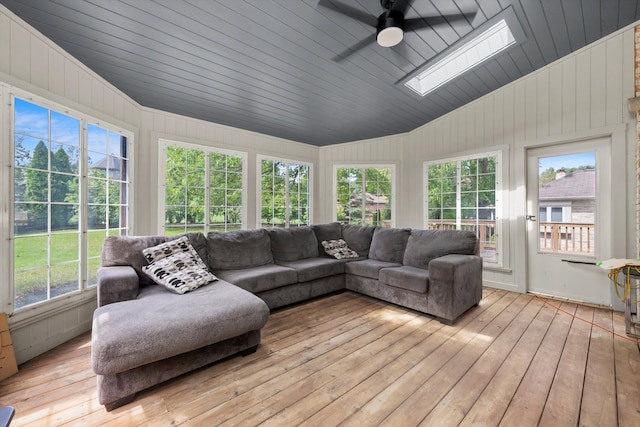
[[5, 91, 134, 318], [257, 155, 312, 228], [424, 150, 505, 268], [157, 139, 248, 234], [332, 163, 397, 228]]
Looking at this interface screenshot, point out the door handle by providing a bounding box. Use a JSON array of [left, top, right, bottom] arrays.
[[526, 215, 536, 221]]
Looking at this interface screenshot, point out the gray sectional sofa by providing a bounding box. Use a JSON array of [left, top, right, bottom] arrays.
[[92, 223, 482, 410]]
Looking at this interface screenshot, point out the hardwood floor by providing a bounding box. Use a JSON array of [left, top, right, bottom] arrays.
[[1, 288, 639, 426]]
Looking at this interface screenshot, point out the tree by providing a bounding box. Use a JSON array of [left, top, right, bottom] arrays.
[[51, 147, 75, 229], [24, 141, 49, 229]]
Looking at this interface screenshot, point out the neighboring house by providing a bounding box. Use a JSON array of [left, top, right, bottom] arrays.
[[90, 156, 121, 179], [363, 193, 388, 213], [539, 169, 595, 224]]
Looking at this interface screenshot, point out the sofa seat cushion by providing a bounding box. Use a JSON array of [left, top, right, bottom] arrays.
[[379, 266, 429, 294], [91, 281, 269, 375], [277, 257, 345, 282], [344, 259, 402, 280], [214, 264, 297, 293]]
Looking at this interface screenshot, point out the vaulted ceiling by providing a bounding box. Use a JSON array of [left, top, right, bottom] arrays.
[[2, 0, 639, 146]]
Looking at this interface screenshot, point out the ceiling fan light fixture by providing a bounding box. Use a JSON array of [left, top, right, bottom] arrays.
[[376, 10, 404, 47]]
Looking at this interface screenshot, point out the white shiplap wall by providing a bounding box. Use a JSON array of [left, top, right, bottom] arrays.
[[0, 5, 141, 364], [320, 24, 638, 296]]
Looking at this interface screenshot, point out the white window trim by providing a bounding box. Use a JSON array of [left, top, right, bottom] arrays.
[[423, 150, 506, 269], [157, 138, 248, 234], [257, 155, 313, 228], [332, 163, 397, 228], [4, 89, 135, 320]]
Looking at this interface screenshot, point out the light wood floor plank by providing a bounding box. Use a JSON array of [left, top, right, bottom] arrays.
[[418, 295, 545, 426], [299, 288, 505, 426], [1, 289, 639, 427], [459, 298, 559, 426], [579, 306, 617, 426], [340, 290, 519, 426], [612, 310, 640, 426], [538, 304, 593, 426]]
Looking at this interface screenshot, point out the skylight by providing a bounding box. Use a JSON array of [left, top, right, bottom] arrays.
[[404, 17, 517, 97]]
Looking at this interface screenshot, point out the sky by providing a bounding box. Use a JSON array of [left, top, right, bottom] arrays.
[[538, 152, 596, 173]]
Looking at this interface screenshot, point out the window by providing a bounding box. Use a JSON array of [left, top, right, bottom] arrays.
[[539, 206, 569, 223], [160, 140, 246, 234], [425, 152, 501, 264], [335, 166, 394, 227], [260, 157, 310, 228], [12, 97, 131, 311]]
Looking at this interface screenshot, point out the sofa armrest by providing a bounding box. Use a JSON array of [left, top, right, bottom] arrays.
[[427, 254, 483, 323], [97, 266, 140, 307]]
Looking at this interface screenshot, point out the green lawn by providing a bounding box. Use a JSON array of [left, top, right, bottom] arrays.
[[13, 230, 109, 296]]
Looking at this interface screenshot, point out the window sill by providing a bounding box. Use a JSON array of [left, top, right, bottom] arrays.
[[8, 288, 97, 330]]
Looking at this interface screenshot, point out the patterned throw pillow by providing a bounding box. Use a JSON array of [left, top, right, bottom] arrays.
[[143, 236, 204, 266], [142, 237, 217, 294], [322, 239, 359, 259]]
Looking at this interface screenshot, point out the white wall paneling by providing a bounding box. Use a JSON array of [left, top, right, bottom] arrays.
[[0, 5, 140, 364]]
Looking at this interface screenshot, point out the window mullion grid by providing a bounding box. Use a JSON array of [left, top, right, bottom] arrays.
[[79, 121, 89, 291], [361, 168, 367, 226], [204, 152, 210, 234], [455, 162, 461, 230], [47, 112, 52, 301], [285, 163, 290, 228]]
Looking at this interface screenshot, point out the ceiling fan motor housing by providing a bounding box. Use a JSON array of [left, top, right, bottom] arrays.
[[376, 9, 404, 47]]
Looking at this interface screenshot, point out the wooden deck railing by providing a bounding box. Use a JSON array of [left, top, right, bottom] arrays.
[[538, 222, 594, 255], [429, 220, 595, 257], [428, 221, 497, 260]]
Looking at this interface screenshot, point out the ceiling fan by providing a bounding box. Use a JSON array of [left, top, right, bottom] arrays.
[[319, 0, 476, 61]]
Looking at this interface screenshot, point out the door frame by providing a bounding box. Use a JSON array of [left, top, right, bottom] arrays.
[[513, 125, 628, 307]]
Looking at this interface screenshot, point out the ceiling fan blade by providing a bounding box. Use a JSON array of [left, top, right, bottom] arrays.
[[317, 0, 377, 27], [404, 12, 476, 31], [391, 0, 415, 15], [332, 34, 377, 62]]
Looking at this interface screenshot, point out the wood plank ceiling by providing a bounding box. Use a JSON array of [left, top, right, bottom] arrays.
[[1, 0, 639, 146]]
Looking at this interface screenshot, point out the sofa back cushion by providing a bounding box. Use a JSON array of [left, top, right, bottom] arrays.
[[102, 233, 207, 286], [102, 235, 167, 286], [403, 229, 479, 269], [341, 224, 376, 258], [268, 227, 319, 262], [368, 227, 411, 263], [207, 229, 273, 270], [312, 223, 342, 256]]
